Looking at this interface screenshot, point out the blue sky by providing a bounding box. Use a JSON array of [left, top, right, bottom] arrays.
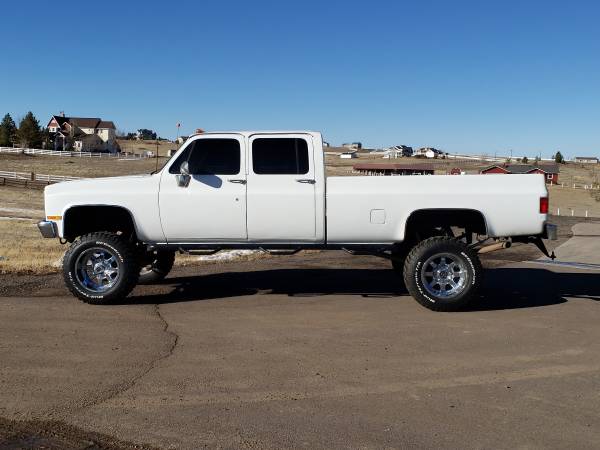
[[1, 0, 599, 157]]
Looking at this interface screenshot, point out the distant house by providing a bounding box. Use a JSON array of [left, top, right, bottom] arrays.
[[340, 151, 358, 159], [574, 156, 598, 164], [384, 145, 413, 158], [353, 163, 434, 176], [480, 164, 559, 184], [342, 142, 362, 150], [47, 114, 117, 152], [414, 147, 445, 159]]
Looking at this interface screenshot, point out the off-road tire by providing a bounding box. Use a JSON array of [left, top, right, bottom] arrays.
[[403, 237, 482, 311], [138, 250, 175, 284], [63, 232, 140, 305]]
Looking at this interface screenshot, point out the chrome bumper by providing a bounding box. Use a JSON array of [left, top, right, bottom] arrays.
[[37, 220, 58, 239], [544, 223, 558, 240]]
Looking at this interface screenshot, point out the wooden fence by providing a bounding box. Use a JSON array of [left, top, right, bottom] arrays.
[[0, 171, 82, 190], [0, 146, 150, 159]]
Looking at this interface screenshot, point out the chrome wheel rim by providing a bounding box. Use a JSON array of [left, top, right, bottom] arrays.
[[420, 252, 468, 299], [75, 247, 120, 293]]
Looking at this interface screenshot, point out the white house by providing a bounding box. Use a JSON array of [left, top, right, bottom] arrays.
[[383, 145, 413, 159], [574, 156, 598, 164], [414, 147, 446, 159], [47, 114, 118, 152], [342, 142, 362, 150]]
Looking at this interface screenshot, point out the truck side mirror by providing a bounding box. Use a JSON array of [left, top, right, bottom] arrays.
[[180, 161, 190, 175], [176, 161, 191, 187]]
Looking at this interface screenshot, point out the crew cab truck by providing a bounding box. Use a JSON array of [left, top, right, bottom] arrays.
[[38, 131, 556, 311]]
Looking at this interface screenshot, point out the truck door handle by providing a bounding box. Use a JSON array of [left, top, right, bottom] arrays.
[[228, 179, 246, 184], [296, 179, 316, 184]]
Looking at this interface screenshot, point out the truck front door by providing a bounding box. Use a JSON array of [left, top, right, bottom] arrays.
[[246, 134, 317, 241], [159, 135, 247, 242]]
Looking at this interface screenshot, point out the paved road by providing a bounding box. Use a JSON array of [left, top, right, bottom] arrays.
[[1, 241, 600, 448]]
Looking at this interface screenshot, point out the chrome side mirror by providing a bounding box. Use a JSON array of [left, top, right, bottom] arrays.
[[176, 161, 191, 187]]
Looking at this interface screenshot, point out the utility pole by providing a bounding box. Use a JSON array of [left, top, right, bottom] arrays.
[[155, 139, 160, 172]]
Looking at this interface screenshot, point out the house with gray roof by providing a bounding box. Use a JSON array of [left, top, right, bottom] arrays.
[[574, 156, 598, 164]]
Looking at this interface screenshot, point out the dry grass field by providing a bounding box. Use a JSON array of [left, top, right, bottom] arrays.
[[0, 186, 44, 216], [0, 153, 166, 178], [117, 139, 179, 157], [547, 185, 600, 217], [556, 162, 600, 187], [2, 150, 600, 273], [0, 219, 64, 273]]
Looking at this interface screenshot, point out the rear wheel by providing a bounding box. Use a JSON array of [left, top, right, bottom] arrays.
[[63, 232, 139, 304], [138, 250, 175, 284], [403, 237, 482, 311]]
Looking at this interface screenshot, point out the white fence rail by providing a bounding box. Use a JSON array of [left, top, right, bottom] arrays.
[[0, 146, 150, 159], [0, 170, 81, 183]]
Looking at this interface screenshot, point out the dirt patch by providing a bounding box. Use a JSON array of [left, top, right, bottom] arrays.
[[0, 416, 157, 450]]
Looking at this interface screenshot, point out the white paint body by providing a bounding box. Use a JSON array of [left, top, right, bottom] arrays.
[[43, 131, 548, 244]]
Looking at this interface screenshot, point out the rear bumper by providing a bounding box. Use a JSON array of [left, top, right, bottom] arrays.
[[37, 220, 58, 239]]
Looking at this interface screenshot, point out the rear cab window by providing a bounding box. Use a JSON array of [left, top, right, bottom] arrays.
[[252, 138, 309, 175]]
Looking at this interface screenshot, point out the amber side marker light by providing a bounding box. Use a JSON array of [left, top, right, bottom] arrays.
[[540, 197, 549, 214], [47, 215, 62, 221]]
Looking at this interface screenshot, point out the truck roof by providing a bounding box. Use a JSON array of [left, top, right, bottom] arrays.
[[189, 130, 321, 138]]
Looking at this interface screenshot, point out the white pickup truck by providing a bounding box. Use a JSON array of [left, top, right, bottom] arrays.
[[38, 131, 556, 311]]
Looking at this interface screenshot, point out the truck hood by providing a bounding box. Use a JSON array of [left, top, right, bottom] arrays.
[[44, 173, 155, 196], [43, 173, 163, 241]]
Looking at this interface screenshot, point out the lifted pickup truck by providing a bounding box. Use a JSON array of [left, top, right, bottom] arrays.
[[39, 131, 556, 311]]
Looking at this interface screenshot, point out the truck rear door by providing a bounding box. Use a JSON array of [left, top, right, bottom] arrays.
[[246, 134, 317, 241]]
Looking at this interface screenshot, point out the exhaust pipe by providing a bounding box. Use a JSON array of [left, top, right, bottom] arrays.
[[478, 241, 511, 254]]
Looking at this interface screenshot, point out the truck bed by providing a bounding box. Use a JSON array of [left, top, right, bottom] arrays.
[[325, 174, 548, 243]]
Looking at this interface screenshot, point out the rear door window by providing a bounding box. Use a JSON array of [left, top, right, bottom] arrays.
[[252, 138, 309, 175]]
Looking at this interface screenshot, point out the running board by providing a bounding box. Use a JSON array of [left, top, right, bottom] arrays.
[[179, 248, 221, 255], [260, 248, 301, 256]]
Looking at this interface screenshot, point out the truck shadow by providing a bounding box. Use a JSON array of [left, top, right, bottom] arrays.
[[128, 266, 600, 311]]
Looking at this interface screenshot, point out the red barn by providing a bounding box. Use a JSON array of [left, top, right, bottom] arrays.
[[480, 164, 559, 184]]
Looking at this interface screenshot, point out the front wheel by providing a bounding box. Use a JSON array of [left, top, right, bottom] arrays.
[[62, 232, 140, 304], [403, 237, 482, 311]]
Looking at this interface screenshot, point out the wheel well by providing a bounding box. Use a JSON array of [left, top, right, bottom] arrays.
[[404, 209, 487, 242], [63, 206, 137, 242]]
